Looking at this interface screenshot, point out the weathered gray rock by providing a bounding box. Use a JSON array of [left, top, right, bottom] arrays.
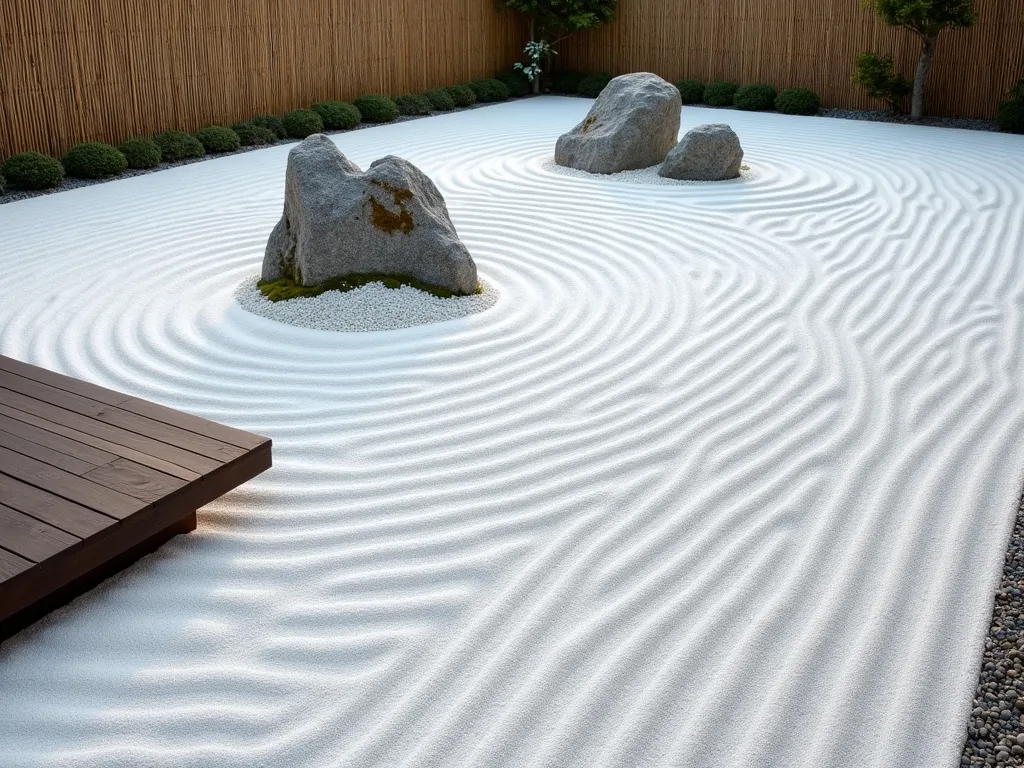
[[262, 134, 478, 295], [658, 123, 743, 181], [554, 73, 682, 174]]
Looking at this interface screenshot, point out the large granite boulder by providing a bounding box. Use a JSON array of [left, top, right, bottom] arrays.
[[555, 73, 681, 174], [659, 124, 743, 181], [262, 134, 478, 295]]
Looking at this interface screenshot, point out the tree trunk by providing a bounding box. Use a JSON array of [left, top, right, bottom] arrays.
[[911, 35, 938, 121], [530, 18, 540, 94]]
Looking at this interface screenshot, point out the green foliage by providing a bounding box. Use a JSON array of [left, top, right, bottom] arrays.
[[353, 95, 400, 123], [774, 87, 822, 115], [497, 69, 532, 98], [578, 72, 612, 98], [196, 125, 241, 153], [996, 77, 1024, 134], [675, 79, 705, 104], [154, 130, 205, 162], [312, 101, 361, 130], [505, 0, 616, 35], [232, 121, 278, 146], [422, 89, 457, 111], [852, 52, 912, 112], [61, 142, 128, 178], [0, 172, 5, 194], [703, 81, 739, 107], [2, 152, 64, 190], [258, 273, 482, 302], [282, 109, 325, 139], [733, 83, 777, 111], [552, 70, 585, 94], [444, 84, 477, 107], [866, 0, 976, 36], [252, 115, 287, 140], [119, 137, 162, 168], [468, 79, 511, 102], [394, 94, 433, 116]]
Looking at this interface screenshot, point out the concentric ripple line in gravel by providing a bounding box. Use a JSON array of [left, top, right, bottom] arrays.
[[0, 97, 1022, 768]]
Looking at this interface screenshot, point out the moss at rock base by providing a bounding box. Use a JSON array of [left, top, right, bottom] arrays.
[[258, 274, 483, 302]]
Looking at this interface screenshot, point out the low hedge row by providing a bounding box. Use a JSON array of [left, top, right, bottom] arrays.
[[1, 75, 531, 193]]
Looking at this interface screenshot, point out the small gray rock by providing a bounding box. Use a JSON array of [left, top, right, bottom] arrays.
[[554, 72, 681, 174], [659, 123, 744, 181], [263, 134, 478, 295]]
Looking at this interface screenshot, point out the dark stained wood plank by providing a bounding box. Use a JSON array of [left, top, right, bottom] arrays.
[[119, 397, 268, 450], [0, 473, 117, 538], [0, 504, 80, 563], [0, 411, 120, 466], [0, 426, 98, 475], [0, 547, 33, 581], [0, 446, 145, 519], [84, 458, 187, 504], [0, 371, 245, 463], [0, 356, 130, 407], [0, 392, 220, 475], [0, 402, 202, 482]]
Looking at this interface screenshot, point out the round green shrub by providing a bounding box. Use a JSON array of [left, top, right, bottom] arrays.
[[578, 73, 613, 98], [62, 142, 128, 179], [232, 121, 278, 146], [282, 109, 325, 139], [2, 152, 64, 190], [552, 70, 585, 94], [675, 79, 705, 104], [0, 172, 5, 194], [733, 83, 777, 111], [353, 95, 399, 123], [775, 87, 821, 116], [998, 99, 1024, 134], [197, 125, 241, 153], [312, 101, 361, 130], [468, 79, 511, 103], [422, 88, 456, 111], [252, 114, 287, 140], [703, 81, 739, 107], [444, 84, 477, 107], [119, 137, 162, 169], [496, 69, 531, 98], [394, 94, 432, 116], [155, 130, 205, 162]]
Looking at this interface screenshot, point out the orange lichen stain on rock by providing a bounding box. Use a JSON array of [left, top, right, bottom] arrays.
[[370, 196, 415, 235], [581, 115, 599, 133], [372, 179, 414, 206]]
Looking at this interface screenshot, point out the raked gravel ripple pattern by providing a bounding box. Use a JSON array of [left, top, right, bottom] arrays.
[[0, 97, 1023, 768]]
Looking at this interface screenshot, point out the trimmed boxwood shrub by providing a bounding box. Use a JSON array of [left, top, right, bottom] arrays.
[[468, 79, 511, 103], [119, 137, 162, 168], [232, 121, 278, 146], [155, 130, 205, 162], [578, 73, 612, 98], [496, 69, 531, 97], [62, 142, 127, 178], [353, 95, 399, 123], [394, 94, 432, 116], [703, 81, 739, 107], [444, 84, 476, 107], [997, 78, 1024, 134], [422, 88, 456, 111], [775, 87, 821, 116], [197, 125, 241, 153], [552, 70, 585, 94], [312, 101, 361, 130], [676, 79, 705, 104], [2, 152, 64, 190], [733, 83, 777, 111], [282, 109, 325, 139], [252, 114, 287, 140]]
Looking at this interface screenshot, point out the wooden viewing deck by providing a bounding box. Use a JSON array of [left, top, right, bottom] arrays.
[[0, 355, 271, 642]]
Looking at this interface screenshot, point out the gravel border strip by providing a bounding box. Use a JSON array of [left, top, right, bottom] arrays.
[[961, 490, 1024, 766]]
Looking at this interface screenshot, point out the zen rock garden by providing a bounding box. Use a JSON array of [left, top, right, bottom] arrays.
[[555, 72, 745, 181], [263, 134, 479, 296]]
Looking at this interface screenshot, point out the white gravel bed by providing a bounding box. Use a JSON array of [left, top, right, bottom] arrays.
[[540, 156, 759, 185], [233, 274, 499, 332]]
